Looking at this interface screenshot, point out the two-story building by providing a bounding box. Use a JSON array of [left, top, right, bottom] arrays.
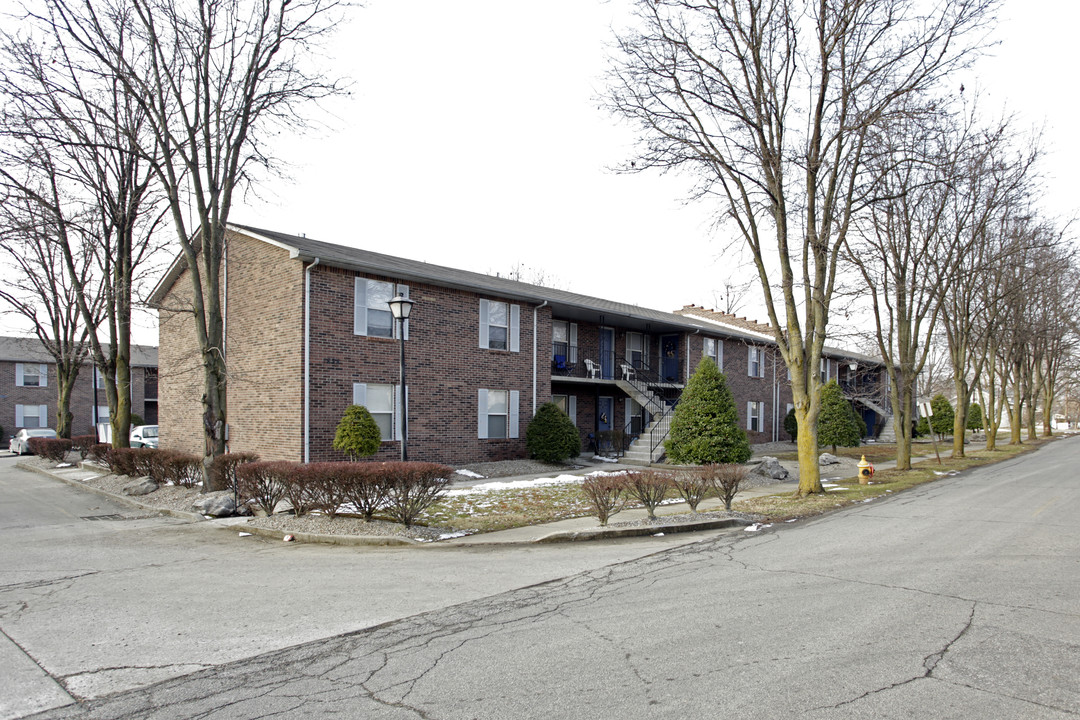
[[151, 225, 890, 466], [0, 336, 158, 438]]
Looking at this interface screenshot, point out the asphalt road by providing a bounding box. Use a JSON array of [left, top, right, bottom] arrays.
[[4, 438, 1079, 719]]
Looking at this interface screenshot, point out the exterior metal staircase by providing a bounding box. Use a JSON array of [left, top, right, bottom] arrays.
[[614, 377, 678, 465]]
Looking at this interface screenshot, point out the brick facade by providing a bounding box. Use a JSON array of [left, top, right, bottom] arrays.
[[0, 340, 157, 439]]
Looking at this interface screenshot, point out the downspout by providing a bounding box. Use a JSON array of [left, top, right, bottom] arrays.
[[533, 301, 549, 415], [304, 257, 321, 463], [773, 350, 779, 442]]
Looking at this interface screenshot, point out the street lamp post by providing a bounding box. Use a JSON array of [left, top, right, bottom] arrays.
[[387, 295, 414, 461]]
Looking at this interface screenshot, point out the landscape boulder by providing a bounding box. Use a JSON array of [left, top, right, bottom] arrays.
[[819, 453, 841, 466], [122, 477, 158, 496], [191, 491, 238, 518], [751, 456, 789, 480]]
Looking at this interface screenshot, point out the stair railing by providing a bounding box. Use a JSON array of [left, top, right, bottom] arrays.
[[617, 356, 682, 462]]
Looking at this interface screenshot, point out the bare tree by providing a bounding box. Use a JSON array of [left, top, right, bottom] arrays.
[[0, 25, 166, 446], [605, 0, 998, 495], [0, 194, 100, 437], [35, 0, 346, 489]]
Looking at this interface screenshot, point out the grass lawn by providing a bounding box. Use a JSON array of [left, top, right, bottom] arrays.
[[421, 438, 1053, 534]]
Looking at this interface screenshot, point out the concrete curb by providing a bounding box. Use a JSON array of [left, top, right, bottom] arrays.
[[222, 522, 422, 547], [532, 517, 751, 543]]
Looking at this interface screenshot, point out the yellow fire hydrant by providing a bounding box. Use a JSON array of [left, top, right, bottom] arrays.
[[857, 455, 874, 484]]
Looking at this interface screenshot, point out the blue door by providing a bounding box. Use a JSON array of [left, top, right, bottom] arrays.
[[599, 327, 615, 380], [661, 334, 679, 382], [598, 396, 613, 432]]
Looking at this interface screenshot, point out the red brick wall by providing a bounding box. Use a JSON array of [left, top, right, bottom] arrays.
[[307, 265, 552, 465]]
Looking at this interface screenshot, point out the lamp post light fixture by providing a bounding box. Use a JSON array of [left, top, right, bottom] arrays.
[[388, 295, 414, 461]]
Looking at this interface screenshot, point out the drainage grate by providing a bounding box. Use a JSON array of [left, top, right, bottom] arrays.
[[80, 514, 126, 521]]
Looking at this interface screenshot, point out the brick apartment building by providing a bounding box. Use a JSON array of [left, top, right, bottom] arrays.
[[0, 336, 158, 439], [151, 225, 891, 466]]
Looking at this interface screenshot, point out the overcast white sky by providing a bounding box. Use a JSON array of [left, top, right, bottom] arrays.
[[6, 0, 1077, 345], [233, 0, 1077, 330]]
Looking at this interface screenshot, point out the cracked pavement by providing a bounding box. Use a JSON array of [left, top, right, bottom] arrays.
[[4, 438, 1080, 719]]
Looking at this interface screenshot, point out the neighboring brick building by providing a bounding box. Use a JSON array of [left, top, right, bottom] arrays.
[[0, 336, 158, 439], [150, 225, 890, 466]]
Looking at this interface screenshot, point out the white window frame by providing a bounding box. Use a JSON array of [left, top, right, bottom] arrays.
[[352, 382, 405, 442], [93, 405, 111, 425], [15, 363, 47, 388], [478, 389, 520, 439], [703, 338, 722, 370], [479, 300, 520, 352], [748, 347, 764, 378], [626, 332, 649, 369], [551, 394, 577, 426], [820, 357, 830, 383], [552, 320, 577, 364], [15, 404, 48, 429], [747, 401, 764, 432], [354, 278, 409, 339]]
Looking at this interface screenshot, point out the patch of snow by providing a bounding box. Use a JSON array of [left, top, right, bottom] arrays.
[[653, 532, 665, 537], [454, 469, 485, 479], [56, 462, 73, 468], [744, 523, 773, 532], [438, 530, 471, 540], [591, 455, 619, 463], [445, 474, 584, 496], [238, 532, 252, 537], [585, 470, 630, 477]]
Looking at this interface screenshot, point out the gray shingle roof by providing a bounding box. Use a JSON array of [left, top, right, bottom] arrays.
[[0, 336, 157, 366]]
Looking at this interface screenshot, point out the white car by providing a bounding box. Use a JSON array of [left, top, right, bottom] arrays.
[[9, 428, 58, 455], [130, 425, 159, 448]]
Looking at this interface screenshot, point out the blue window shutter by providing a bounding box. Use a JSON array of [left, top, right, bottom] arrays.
[[39, 364, 48, 388], [509, 390, 520, 438], [15, 405, 23, 427], [395, 384, 408, 441], [569, 323, 578, 364], [353, 382, 367, 407], [15, 364, 23, 387], [479, 300, 489, 349], [477, 389, 488, 439], [568, 396, 577, 426], [354, 278, 368, 336], [40, 405, 48, 428], [509, 305, 520, 352]]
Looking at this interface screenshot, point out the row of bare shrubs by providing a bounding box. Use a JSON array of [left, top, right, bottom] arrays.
[[89, 446, 204, 488], [581, 465, 749, 526], [26, 437, 73, 463], [235, 461, 453, 526]]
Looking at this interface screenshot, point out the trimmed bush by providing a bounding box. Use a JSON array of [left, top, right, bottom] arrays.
[[818, 380, 862, 453], [340, 464, 388, 521], [703, 463, 748, 511], [967, 403, 984, 432], [665, 359, 751, 465], [150, 451, 201, 487], [672, 470, 711, 513], [105, 447, 138, 477], [380, 461, 453, 526], [89, 443, 111, 464], [72, 435, 96, 460], [930, 394, 955, 439], [211, 452, 260, 497], [526, 402, 581, 462], [581, 474, 626, 526], [333, 405, 382, 460], [29, 438, 72, 463], [301, 463, 351, 518], [624, 470, 673, 520], [236, 461, 297, 515], [130, 447, 158, 478]]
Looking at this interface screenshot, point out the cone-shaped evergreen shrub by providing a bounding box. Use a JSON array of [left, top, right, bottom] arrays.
[[930, 394, 955, 439], [333, 405, 382, 460], [817, 379, 862, 452], [526, 402, 582, 462], [967, 403, 984, 432], [664, 359, 751, 465]]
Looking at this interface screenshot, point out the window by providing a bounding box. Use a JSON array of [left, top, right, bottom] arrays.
[[552, 321, 578, 363], [479, 300, 520, 352], [626, 332, 649, 369], [353, 383, 400, 442], [748, 347, 764, 378], [820, 357, 830, 383], [478, 389, 519, 439], [16, 363, 47, 387], [747, 401, 764, 432], [703, 338, 722, 370], [354, 278, 409, 339], [15, 404, 48, 428], [93, 406, 111, 425], [552, 394, 577, 426], [95, 367, 106, 386]]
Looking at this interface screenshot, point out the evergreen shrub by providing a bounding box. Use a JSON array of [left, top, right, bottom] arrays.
[[333, 405, 382, 460], [526, 402, 581, 462], [664, 358, 751, 465]]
